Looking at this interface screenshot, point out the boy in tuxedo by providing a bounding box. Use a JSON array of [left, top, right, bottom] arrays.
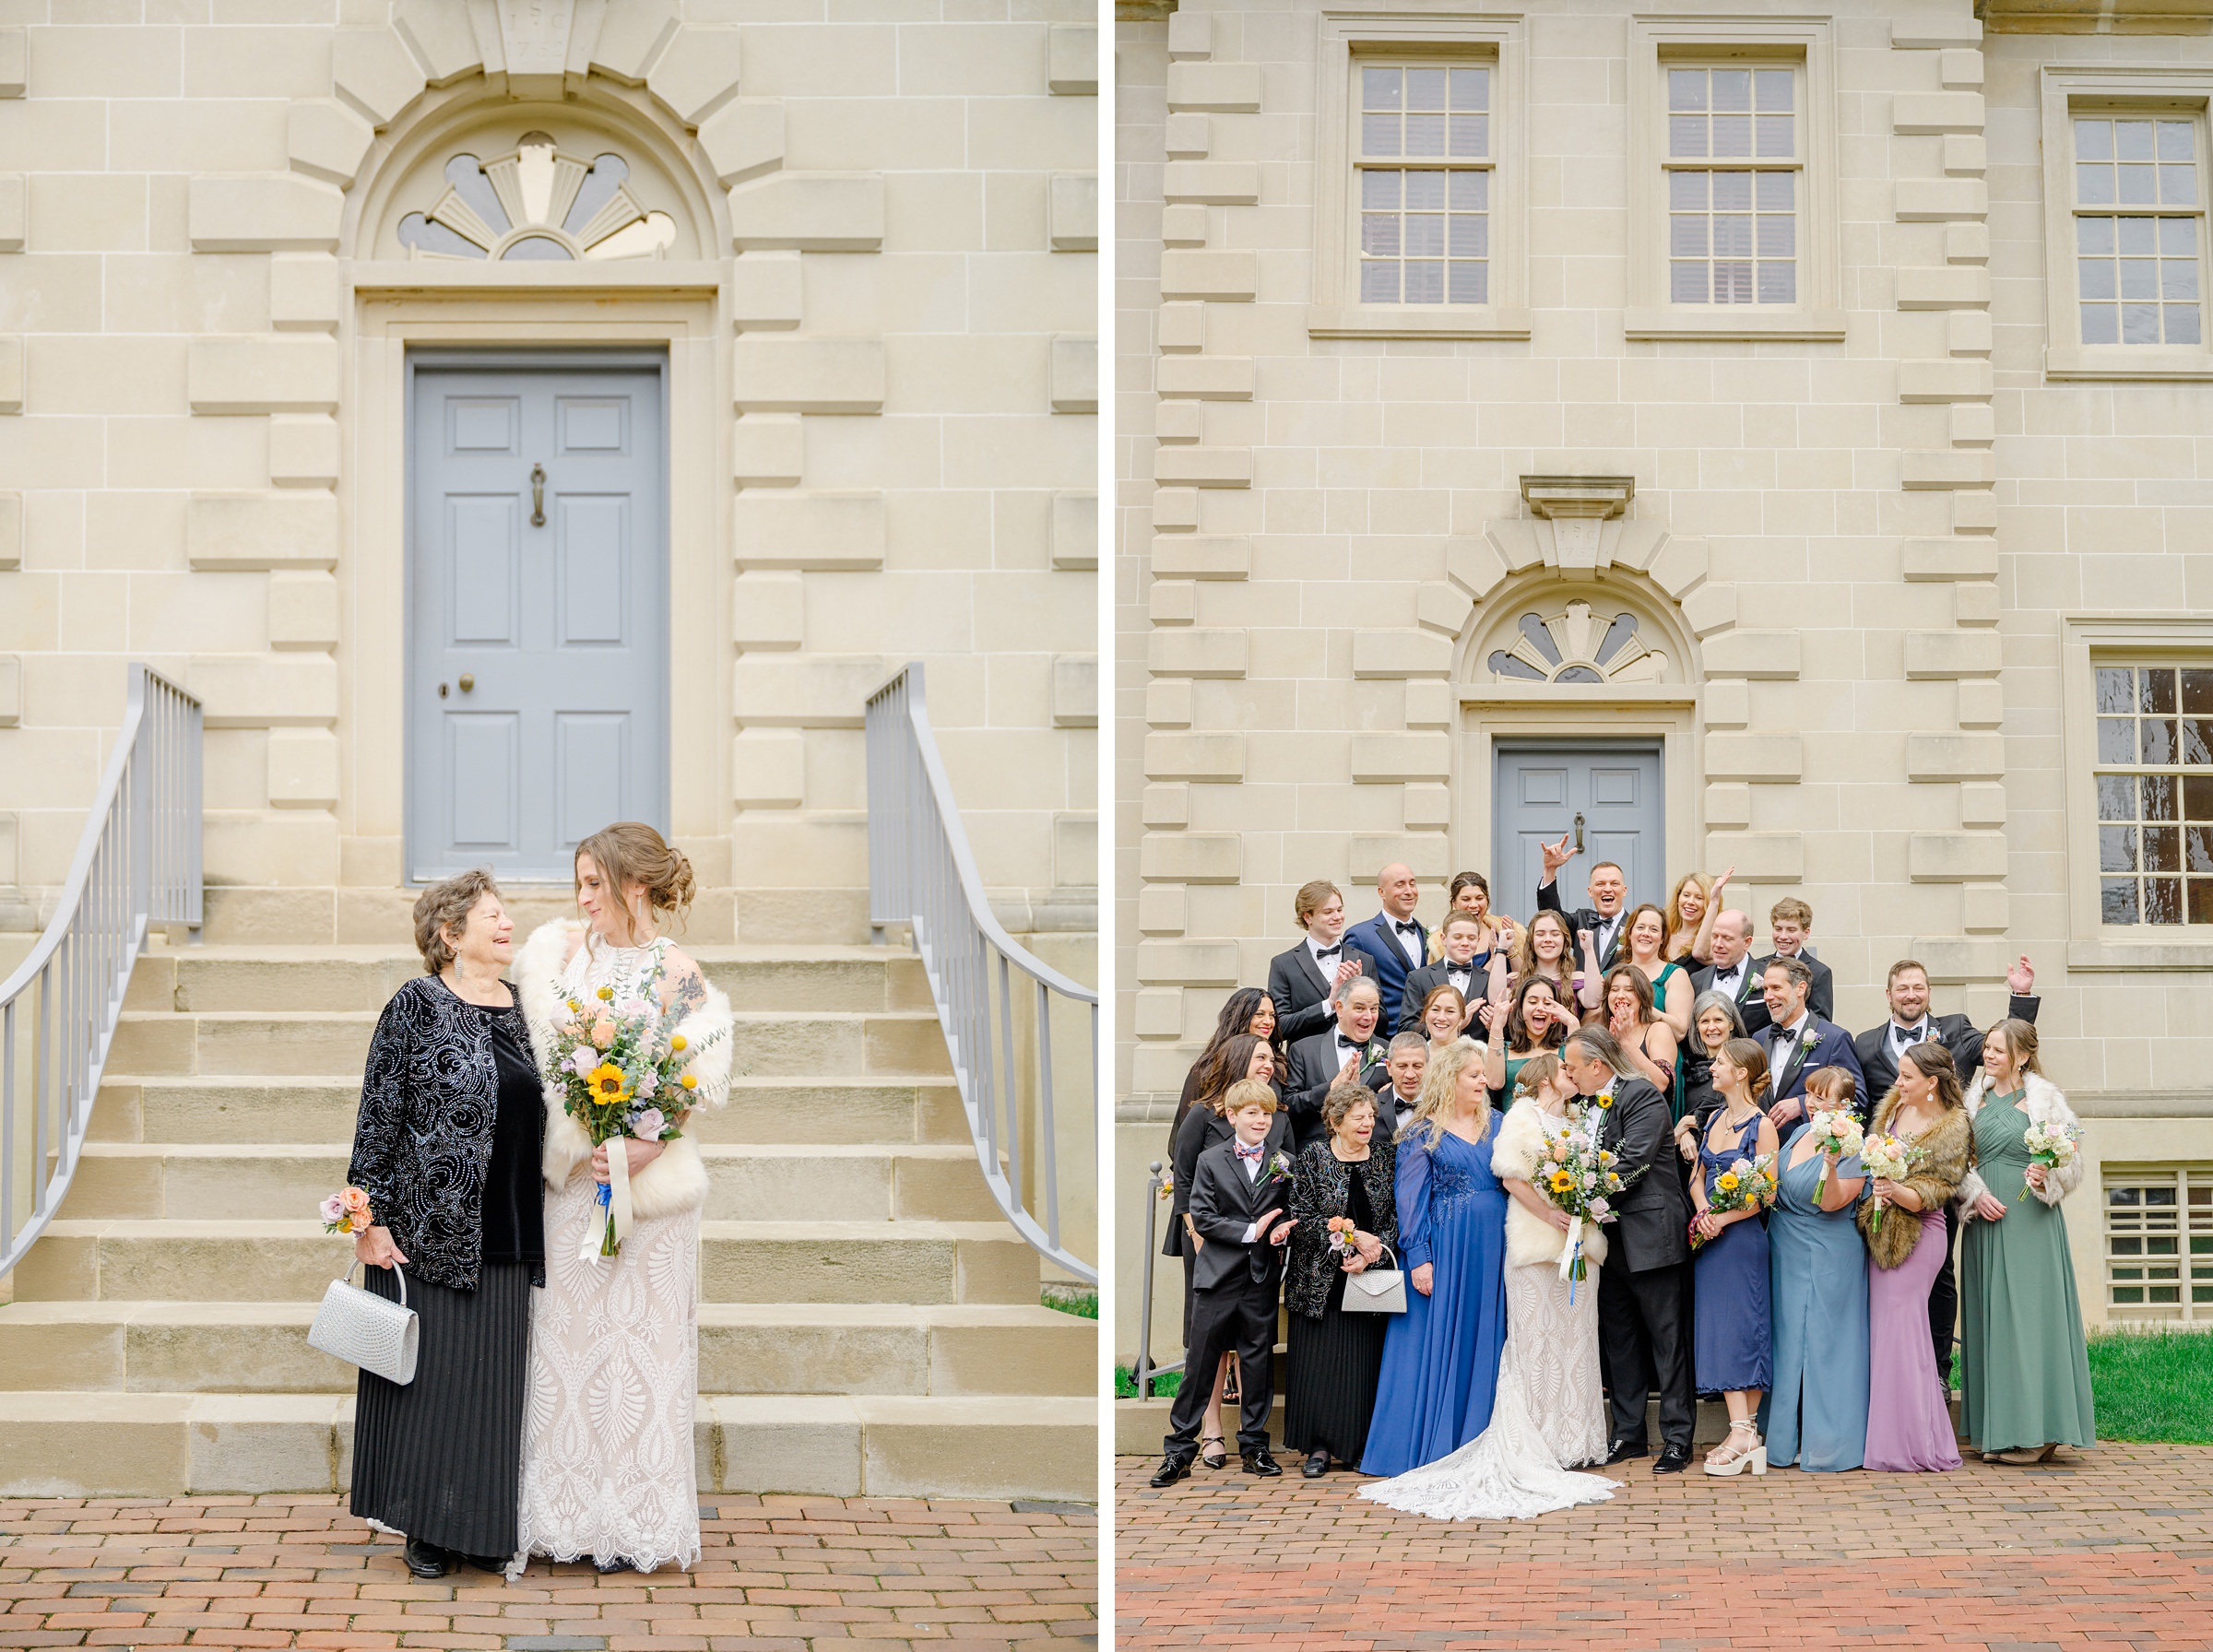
[[1153, 1079, 1297, 1483], [1399, 913, 1505, 1035]]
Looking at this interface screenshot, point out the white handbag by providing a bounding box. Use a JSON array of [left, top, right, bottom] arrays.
[[1341, 1243, 1407, 1314], [308, 1261, 420, 1386]]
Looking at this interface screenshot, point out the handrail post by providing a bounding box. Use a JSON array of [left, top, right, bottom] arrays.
[[1135, 1162, 1163, 1398]]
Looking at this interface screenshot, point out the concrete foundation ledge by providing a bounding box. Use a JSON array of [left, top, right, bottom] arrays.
[[0, 1391, 349, 1496]]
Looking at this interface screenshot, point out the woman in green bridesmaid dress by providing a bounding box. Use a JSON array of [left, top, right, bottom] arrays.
[[1478, 973, 1575, 1110], [1958, 1019, 2096, 1464]]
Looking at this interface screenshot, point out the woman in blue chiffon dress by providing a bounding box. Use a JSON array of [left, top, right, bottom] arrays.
[[1359, 1038, 1510, 1478], [1763, 1069, 1871, 1471]]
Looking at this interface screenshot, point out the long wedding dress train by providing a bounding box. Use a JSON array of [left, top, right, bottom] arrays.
[[1359, 1255, 1618, 1521]]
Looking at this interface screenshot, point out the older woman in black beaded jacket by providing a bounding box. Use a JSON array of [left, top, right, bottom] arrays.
[[1282, 1081, 1400, 1478], [346, 868, 545, 1582]]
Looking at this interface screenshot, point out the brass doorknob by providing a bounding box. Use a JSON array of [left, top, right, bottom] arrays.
[[458, 673, 475, 692]]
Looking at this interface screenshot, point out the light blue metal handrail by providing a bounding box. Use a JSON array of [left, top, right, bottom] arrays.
[[0, 666, 202, 1279], [865, 662, 1097, 1285]]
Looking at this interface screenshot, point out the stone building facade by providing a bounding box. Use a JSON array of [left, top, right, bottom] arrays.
[[0, 0, 1099, 951], [1116, 0, 2213, 1362]]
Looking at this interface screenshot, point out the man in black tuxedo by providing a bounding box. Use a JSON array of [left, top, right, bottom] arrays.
[[1400, 913, 1502, 1036], [1371, 1032, 1426, 1139], [1266, 879, 1373, 1045], [1153, 1081, 1296, 1482], [1564, 1028, 1695, 1472], [1689, 910, 1767, 1035], [1282, 976, 1388, 1147], [1757, 955, 1864, 1129], [1752, 896, 1833, 1022], [1343, 863, 1428, 1035], [1853, 954, 2041, 1388], [1533, 834, 1630, 974]]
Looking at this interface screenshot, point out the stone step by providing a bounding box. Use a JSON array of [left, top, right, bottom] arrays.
[[55, 1142, 1005, 1224], [0, 1302, 1091, 1398], [12, 1220, 1042, 1306], [126, 945, 930, 1016], [106, 1009, 953, 1080], [90, 1074, 968, 1147], [0, 1389, 1094, 1501]]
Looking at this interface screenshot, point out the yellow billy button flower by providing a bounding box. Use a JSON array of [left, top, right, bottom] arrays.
[[598, 985, 614, 1002], [567, 998, 583, 1014], [670, 1034, 687, 1053], [680, 1072, 697, 1091], [587, 1063, 633, 1105]]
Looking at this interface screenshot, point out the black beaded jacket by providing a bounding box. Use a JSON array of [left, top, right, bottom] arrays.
[[1284, 1136, 1399, 1319], [345, 975, 540, 1292]]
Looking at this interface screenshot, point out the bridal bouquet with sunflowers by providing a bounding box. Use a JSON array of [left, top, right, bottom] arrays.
[[544, 960, 725, 1257], [1535, 1115, 1625, 1289]]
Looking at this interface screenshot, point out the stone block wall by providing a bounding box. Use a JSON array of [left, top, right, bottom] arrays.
[[0, 0, 1098, 949]]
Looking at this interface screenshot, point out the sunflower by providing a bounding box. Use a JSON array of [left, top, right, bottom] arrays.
[[587, 1063, 633, 1105], [1547, 1169, 1575, 1196], [1716, 1172, 1740, 1194]]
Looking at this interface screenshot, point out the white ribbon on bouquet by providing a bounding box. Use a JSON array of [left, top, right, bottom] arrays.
[[584, 1134, 637, 1261]]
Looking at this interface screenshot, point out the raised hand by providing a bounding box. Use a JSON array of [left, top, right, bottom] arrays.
[[1332, 958, 1363, 990], [2007, 954, 2035, 996], [1711, 864, 1734, 894], [1540, 832, 1576, 876], [1473, 1000, 1497, 1032], [1337, 1053, 1362, 1084]]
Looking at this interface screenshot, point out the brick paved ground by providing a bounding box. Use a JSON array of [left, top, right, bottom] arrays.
[[1117, 1444, 2213, 1649], [0, 1493, 1096, 1651]]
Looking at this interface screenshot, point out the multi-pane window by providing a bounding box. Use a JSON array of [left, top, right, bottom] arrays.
[[1666, 65, 1799, 304], [2074, 113, 2204, 346], [2105, 1169, 2213, 1321], [2094, 663, 2213, 926], [1356, 63, 1491, 305]]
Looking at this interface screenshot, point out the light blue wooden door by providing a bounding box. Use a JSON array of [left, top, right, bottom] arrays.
[[1492, 743, 1664, 917], [408, 359, 667, 882]]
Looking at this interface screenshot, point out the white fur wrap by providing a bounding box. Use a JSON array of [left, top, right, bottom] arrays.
[[1957, 1069, 2084, 1220], [1486, 1099, 1610, 1271], [514, 918, 736, 1221]]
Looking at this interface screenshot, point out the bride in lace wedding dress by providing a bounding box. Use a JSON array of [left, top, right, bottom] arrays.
[[1361, 1054, 1618, 1521], [510, 824, 734, 1576]]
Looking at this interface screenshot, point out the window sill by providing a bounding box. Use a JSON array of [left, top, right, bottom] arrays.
[[1623, 306, 1848, 342], [2066, 935, 2213, 971], [1307, 304, 1533, 340], [2045, 345, 2213, 381]]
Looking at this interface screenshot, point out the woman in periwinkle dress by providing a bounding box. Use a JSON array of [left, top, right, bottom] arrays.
[[1957, 1020, 2096, 1464], [1860, 1043, 1971, 1473], [1689, 1038, 1779, 1475], [1358, 1037, 1510, 1478], [1764, 1067, 1870, 1471]]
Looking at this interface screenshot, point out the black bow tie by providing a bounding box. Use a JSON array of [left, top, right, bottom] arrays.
[[1448, 967, 1471, 979], [1337, 1034, 1364, 1052], [1394, 920, 1420, 936], [1895, 1022, 1927, 1044], [1314, 944, 1341, 958]]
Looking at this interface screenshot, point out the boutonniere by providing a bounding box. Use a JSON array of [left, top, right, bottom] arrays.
[[1800, 1025, 1821, 1051], [1594, 1088, 1615, 1112], [1367, 1042, 1387, 1065], [1263, 1150, 1294, 1184]]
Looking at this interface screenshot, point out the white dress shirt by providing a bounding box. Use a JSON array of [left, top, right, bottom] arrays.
[[1307, 935, 1347, 974], [1708, 958, 1749, 999], [1384, 915, 1424, 966]]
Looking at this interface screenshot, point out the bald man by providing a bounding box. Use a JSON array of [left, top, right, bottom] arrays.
[[1342, 863, 1428, 1036]]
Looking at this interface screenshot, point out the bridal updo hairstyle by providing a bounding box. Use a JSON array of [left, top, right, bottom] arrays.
[[1717, 1037, 1773, 1104], [574, 820, 695, 939]]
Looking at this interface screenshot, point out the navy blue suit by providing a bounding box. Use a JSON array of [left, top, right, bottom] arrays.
[[1343, 913, 1428, 1036], [1760, 1014, 1864, 1125]]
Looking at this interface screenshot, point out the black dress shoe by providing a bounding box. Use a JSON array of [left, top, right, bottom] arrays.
[[402, 1537, 451, 1578], [460, 1552, 510, 1575], [1241, 1447, 1284, 1478], [1604, 1441, 1649, 1466], [1302, 1450, 1331, 1478], [1150, 1452, 1195, 1488], [1654, 1444, 1693, 1473]]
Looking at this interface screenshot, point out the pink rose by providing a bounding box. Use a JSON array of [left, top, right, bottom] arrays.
[[590, 1018, 616, 1048], [339, 1186, 370, 1214], [631, 1108, 666, 1139], [319, 1195, 345, 1225]]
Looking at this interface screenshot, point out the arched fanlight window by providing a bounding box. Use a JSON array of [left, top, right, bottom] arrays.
[[396, 133, 678, 262], [1485, 600, 1670, 684]]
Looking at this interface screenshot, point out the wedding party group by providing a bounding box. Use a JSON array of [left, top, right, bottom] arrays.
[[330, 821, 734, 1580], [1152, 842, 2099, 1519]]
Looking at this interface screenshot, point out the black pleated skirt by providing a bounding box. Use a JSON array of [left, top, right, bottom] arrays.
[[350, 1261, 530, 1558], [1282, 1270, 1390, 1465]]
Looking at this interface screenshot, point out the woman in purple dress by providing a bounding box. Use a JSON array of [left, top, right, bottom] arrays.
[[1859, 1043, 1972, 1473]]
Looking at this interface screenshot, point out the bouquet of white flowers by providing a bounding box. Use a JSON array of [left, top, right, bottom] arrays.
[[2019, 1120, 2078, 1201], [1859, 1133, 1923, 1234], [1805, 1109, 1864, 1203]]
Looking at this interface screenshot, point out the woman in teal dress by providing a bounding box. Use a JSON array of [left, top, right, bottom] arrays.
[[1622, 903, 1694, 1042], [1763, 1067, 1870, 1471], [1360, 1038, 1511, 1477], [1958, 1020, 2095, 1464], [1477, 973, 1574, 1110], [1600, 965, 1680, 1123]]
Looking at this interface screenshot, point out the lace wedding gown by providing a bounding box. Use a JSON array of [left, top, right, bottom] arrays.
[[1361, 1111, 1617, 1522], [511, 935, 702, 1575]]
